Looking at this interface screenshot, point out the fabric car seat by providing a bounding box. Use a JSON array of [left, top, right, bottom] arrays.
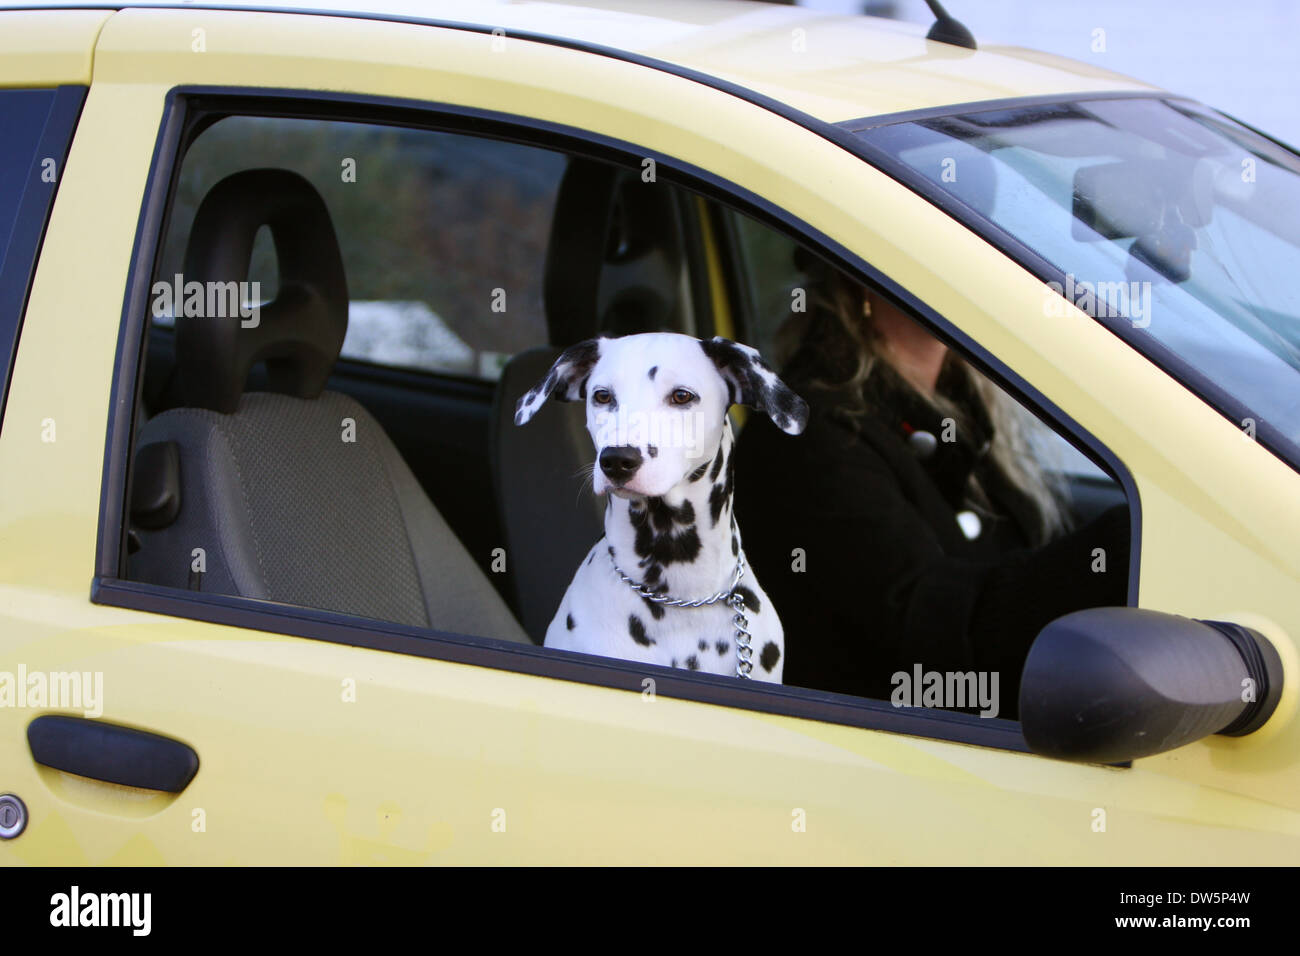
[[130, 168, 528, 644]]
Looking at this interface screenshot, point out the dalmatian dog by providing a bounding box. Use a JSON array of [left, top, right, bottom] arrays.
[[514, 333, 808, 682]]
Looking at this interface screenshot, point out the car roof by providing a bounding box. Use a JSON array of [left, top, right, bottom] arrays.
[[8, 0, 1161, 123]]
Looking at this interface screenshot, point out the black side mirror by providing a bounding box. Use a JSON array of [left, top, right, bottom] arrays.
[[1019, 608, 1283, 763]]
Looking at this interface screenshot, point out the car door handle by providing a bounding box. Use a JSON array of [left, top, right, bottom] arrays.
[[27, 716, 199, 793]]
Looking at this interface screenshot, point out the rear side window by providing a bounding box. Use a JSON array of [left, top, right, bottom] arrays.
[[0, 87, 82, 423], [156, 116, 566, 380]]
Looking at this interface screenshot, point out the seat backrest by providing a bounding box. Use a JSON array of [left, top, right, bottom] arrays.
[[490, 347, 604, 643], [130, 168, 529, 644]]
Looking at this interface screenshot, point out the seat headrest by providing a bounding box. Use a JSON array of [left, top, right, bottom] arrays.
[[542, 158, 683, 347], [175, 169, 348, 413]]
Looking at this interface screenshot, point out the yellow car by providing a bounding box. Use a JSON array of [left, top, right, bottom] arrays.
[[1, 0, 1297, 866]]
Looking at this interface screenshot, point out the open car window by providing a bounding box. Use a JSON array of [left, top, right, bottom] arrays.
[[106, 97, 1134, 746]]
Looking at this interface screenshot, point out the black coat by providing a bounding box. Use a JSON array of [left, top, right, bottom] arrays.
[[733, 364, 1129, 719]]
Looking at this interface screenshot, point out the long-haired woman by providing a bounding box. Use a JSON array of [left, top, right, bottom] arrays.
[[734, 266, 1130, 718]]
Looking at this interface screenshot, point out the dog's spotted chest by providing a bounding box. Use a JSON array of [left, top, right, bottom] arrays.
[[628, 496, 700, 572], [561, 425, 784, 681]]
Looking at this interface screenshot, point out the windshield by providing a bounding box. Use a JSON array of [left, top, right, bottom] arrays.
[[853, 96, 1300, 468]]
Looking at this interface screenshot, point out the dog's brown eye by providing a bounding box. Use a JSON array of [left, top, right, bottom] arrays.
[[670, 388, 697, 406], [592, 389, 612, 405]]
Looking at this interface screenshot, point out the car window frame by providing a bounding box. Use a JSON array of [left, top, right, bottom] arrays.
[[92, 85, 1143, 757]]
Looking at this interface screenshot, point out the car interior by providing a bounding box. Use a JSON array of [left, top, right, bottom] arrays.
[[123, 109, 1130, 691]]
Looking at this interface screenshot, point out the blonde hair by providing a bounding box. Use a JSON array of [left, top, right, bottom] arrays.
[[775, 272, 1071, 545]]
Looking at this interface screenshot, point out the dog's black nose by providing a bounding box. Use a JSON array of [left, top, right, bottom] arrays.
[[599, 445, 643, 483]]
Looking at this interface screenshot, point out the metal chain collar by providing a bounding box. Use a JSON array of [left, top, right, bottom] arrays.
[[607, 532, 754, 679]]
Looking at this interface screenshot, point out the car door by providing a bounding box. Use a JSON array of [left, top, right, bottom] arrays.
[[2, 6, 1296, 865]]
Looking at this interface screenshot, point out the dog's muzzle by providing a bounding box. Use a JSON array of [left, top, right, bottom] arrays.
[[599, 445, 643, 485]]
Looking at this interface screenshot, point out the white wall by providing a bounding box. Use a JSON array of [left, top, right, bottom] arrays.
[[800, 0, 1300, 147]]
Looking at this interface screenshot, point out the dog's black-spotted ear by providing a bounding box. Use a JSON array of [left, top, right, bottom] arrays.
[[700, 336, 808, 436], [514, 338, 603, 426]]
